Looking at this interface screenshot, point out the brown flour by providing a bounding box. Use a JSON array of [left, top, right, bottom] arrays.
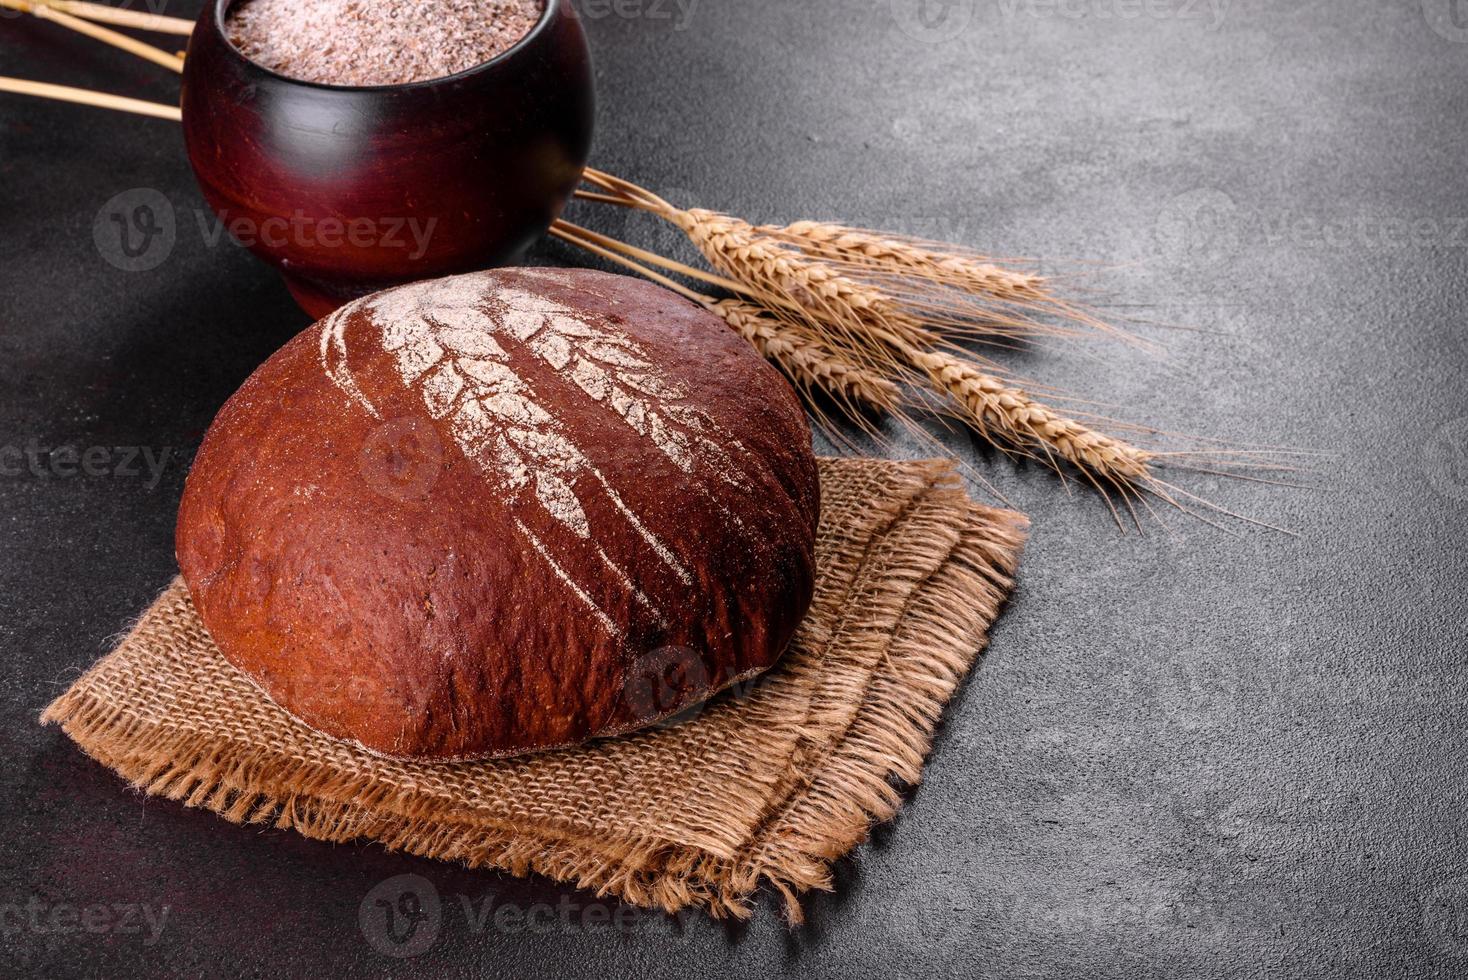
[[225, 0, 545, 87]]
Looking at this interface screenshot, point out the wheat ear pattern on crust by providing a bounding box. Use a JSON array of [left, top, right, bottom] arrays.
[[319, 273, 768, 636]]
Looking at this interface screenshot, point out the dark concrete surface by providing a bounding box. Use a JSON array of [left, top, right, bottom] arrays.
[[3, 0, 1467, 976]]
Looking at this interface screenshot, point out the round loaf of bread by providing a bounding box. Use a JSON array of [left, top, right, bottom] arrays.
[[176, 268, 820, 760]]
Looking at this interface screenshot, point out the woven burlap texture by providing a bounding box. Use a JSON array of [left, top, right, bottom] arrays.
[[42, 457, 1026, 922]]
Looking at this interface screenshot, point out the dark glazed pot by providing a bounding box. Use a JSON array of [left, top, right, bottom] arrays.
[[181, 0, 594, 318]]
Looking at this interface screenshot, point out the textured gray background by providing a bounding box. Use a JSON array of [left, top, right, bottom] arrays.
[[3, 0, 1467, 976]]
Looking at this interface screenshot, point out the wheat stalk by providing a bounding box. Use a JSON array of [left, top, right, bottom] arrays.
[[578, 172, 1107, 340], [572, 174, 1173, 508], [704, 298, 900, 413], [669, 207, 936, 353], [0, 0, 186, 73], [11, 0, 194, 34], [0, 49, 1282, 529], [758, 220, 1048, 302], [902, 347, 1153, 482], [578, 173, 929, 349], [548, 222, 898, 415], [0, 76, 182, 119]]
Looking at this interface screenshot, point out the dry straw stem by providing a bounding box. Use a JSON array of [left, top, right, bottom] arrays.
[[0, 76, 182, 120], [0, 73, 1276, 529], [16, 0, 195, 34], [0, 0, 186, 73]]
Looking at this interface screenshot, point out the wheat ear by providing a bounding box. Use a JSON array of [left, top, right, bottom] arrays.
[[704, 298, 900, 413], [575, 173, 1165, 500], [758, 219, 1142, 346], [902, 346, 1154, 483], [548, 221, 897, 414], [577, 173, 934, 354], [669, 207, 936, 351], [758, 221, 1048, 301], [579, 171, 1110, 342]]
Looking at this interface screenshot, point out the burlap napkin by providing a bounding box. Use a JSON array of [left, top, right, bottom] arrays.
[[42, 458, 1026, 922]]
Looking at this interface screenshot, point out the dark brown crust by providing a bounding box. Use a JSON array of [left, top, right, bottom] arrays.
[[175, 268, 819, 760]]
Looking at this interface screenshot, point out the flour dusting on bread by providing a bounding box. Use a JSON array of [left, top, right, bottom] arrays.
[[316, 271, 773, 627]]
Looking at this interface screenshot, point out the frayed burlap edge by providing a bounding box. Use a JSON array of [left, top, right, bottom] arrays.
[[41, 459, 1026, 924]]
